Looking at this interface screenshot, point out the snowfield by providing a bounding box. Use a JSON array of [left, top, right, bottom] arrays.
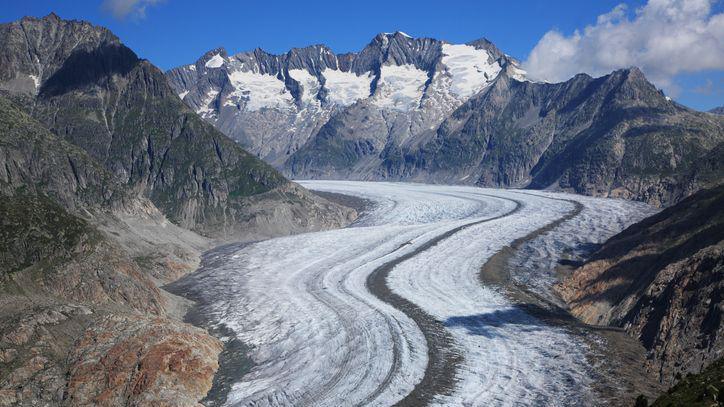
[[179, 181, 652, 406]]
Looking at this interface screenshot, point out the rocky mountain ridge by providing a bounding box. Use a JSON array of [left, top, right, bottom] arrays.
[[170, 33, 723, 207], [166, 32, 526, 167]]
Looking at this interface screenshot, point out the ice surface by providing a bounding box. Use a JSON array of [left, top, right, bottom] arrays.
[[441, 44, 501, 98], [372, 64, 429, 111], [321, 69, 374, 106], [179, 181, 653, 406], [387, 190, 588, 405], [226, 70, 294, 111], [508, 191, 657, 304], [205, 54, 225, 68], [288, 69, 322, 107]]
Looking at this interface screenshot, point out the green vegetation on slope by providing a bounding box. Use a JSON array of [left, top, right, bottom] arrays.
[[0, 192, 96, 275], [636, 358, 724, 406]]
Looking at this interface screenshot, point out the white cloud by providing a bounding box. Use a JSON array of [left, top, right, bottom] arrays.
[[523, 0, 724, 95], [102, 0, 164, 20]]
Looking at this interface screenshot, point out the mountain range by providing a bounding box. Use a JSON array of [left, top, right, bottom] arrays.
[[169, 33, 723, 207]]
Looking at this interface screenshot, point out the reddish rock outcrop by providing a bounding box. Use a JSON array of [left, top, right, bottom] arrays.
[[66, 315, 222, 407]]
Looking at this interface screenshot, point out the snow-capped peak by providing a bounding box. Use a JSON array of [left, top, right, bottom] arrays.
[[205, 54, 225, 68], [167, 34, 519, 163]]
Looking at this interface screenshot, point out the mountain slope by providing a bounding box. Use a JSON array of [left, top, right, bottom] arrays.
[[0, 14, 355, 405], [0, 13, 353, 238], [556, 184, 724, 385], [649, 357, 724, 406], [0, 95, 131, 212], [0, 91, 221, 405]]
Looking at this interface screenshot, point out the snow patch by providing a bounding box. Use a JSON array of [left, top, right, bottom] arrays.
[[178, 90, 189, 100], [205, 54, 225, 68], [508, 63, 529, 82], [321, 69, 374, 106], [28, 74, 40, 90], [288, 69, 321, 107], [373, 64, 429, 111], [226, 70, 294, 111], [441, 44, 501, 98], [196, 89, 219, 118]]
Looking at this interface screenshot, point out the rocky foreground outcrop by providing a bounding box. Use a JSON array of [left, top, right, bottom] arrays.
[[556, 185, 724, 386], [0, 191, 220, 406]]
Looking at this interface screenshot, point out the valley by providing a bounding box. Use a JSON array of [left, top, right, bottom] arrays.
[[169, 181, 658, 406]]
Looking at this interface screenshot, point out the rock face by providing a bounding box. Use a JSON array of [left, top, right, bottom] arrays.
[[171, 35, 723, 207], [0, 13, 354, 238], [556, 185, 724, 385], [0, 95, 132, 212]]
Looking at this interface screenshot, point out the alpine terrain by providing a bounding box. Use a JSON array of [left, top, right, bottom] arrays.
[[0, 6, 722, 407]]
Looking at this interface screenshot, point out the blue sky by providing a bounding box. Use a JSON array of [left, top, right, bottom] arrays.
[[2, 0, 722, 110]]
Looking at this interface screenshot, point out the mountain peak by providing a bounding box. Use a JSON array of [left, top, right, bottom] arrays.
[[612, 66, 657, 89], [465, 38, 506, 61], [376, 31, 414, 39], [390, 31, 413, 38], [201, 47, 228, 59], [44, 12, 61, 21], [621, 66, 645, 78], [19, 12, 61, 23], [371, 31, 417, 46]]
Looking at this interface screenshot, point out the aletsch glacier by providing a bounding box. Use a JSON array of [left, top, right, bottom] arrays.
[[173, 181, 654, 406]]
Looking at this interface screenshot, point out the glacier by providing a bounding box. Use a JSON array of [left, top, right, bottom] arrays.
[[174, 181, 652, 406]]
